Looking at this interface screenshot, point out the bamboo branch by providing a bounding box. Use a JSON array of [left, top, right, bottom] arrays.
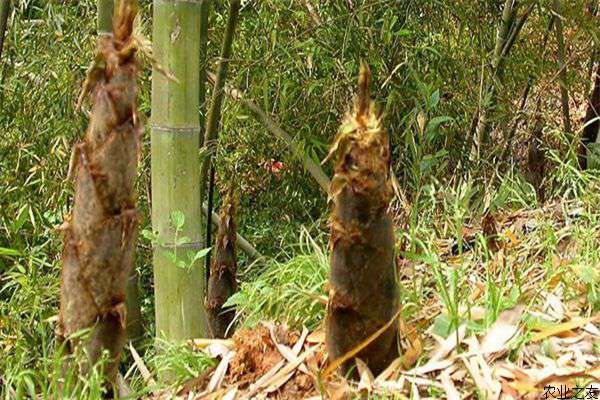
[[199, 0, 241, 209], [0, 0, 10, 62], [501, 3, 535, 61], [501, 14, 556, 162], [552, 0, 572, 133], [202, 203, 262, 260], [207, 72, 331, 194]]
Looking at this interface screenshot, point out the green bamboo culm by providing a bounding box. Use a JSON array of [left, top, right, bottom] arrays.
[[97, 0, 114, 35], [199, 0, 241, 209], [0, 0, 11, 62], [151, 0, 208, 342], [471, 0, 518, 159]]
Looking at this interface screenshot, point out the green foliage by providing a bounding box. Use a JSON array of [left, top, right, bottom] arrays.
[[227, 230, 328, 330], [151, 340, 216, 386]]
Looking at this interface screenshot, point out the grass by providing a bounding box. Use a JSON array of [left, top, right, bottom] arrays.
[[229, 228, 329, 330]]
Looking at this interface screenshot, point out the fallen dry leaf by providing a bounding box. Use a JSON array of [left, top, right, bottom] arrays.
[[207, 351, 235, 393], [130, 343, 157, 387], [355, 358, 374, 393], [480, 305, 524, 355], [440, 370, 461, 400], [401, 334, 423, 369], [531, 316, 598, 342], [429, 324, 467, 362]]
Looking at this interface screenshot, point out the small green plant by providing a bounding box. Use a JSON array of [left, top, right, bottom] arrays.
[[151, 340, 216, 386], [141, 211, 211, 274]]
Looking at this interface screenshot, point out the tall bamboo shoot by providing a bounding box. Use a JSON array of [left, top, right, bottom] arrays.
[[59, 1, 140, 388], [325, 64, 399, 376], [206, 185, 237, 338]]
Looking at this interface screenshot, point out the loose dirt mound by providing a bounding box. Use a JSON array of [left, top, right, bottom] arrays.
[[228, 325, 296, 385]]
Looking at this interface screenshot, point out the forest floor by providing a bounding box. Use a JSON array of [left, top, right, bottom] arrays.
[[130, 198, 600, 400]]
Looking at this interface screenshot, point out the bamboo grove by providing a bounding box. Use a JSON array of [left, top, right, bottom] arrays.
[[0, 0, 596, 395]]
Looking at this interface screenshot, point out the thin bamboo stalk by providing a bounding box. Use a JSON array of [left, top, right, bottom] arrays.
[[579, 63, 600, 169], [97, 0, 114, 35], [501, 3, 535, 61], [199, 0, 241, 209], [0, 0, 10, 62], [470, 0, 519, 160], [492, 0, 518, 76], [202, 203, 261, 260], [151, 0, 207, 342], [207, 72, 331, 194], [553, 0, 572, 133]]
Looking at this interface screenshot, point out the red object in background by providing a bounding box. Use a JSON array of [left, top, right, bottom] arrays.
[[263, 159, 284, 174]]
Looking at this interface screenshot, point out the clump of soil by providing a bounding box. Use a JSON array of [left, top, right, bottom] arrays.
[[221, 324, 322, 399], [228, 325, 297, 386]]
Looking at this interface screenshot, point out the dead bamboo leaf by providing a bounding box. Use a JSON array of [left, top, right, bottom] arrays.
[[221, 387, 238, 400], [355, 358, 374, 393], [270, 325, 309, 374], [306, 328, 325, 344], [207, 351, 234, 393], [440, 370, 461, 400], [400, 334, 423, 369], [429, 324, 467, 362], [531, 316, 598, 342], [411, 383, 420, 400], [504, 230, 520, 246], [404, 375, 445, 388], [374, 358, 402, 383], [407, 359, 454, 376], [190, 338, 234, 351], [376, 377, 406, 392], [264, 347, 315, 393], [130, 343, 157, 386], [583, 322, 600, 337], [116, 373, 131, 398], [480, 305, 524, 355], [462, 356, 486, 397]]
